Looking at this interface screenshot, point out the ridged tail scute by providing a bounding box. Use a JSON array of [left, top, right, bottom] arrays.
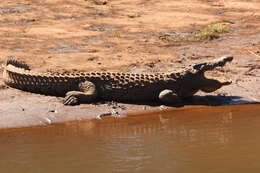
[[3, 56, 81, 96], [5, 56, 30, 70]]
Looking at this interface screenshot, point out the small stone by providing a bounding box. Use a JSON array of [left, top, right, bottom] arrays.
[[49, 109, 57, 113], [111, 109, 118, 115], [44, 117, 52, 124], [159, 105, 165, 110], [96, 115, 103, 120]]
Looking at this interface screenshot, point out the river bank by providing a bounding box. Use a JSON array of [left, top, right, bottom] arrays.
[[0, 0, 259, 129]]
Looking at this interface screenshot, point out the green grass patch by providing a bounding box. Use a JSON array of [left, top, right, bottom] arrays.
[[194, 23, 228, 41], [127, 13, 136, 18], [159, 24, 229, 43], [159, 34, 172, 41]]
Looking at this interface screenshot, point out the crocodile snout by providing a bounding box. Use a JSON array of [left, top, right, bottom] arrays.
[[193, 56, 233, 72]]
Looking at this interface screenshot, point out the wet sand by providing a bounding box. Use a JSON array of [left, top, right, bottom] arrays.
[[1, 104, 259, 132], [0, 0, 260, 129]]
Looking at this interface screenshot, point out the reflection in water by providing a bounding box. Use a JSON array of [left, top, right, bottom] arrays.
[[0, 104, 260, 173]]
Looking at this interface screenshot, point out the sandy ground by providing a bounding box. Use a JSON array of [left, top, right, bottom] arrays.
[[0, 0, 259, 129]]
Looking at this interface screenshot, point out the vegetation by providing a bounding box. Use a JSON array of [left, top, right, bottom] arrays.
[[193, 23, 228, 41], [159, 23, 229, 42], [127, 13, 136, 18]]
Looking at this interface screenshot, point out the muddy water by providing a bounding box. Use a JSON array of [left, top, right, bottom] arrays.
[[1, 104, 260, 173]]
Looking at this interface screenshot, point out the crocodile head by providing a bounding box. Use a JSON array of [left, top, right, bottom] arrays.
[[176, 56, 233, 98]]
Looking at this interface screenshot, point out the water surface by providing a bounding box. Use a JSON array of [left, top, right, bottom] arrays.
[[1, 104, 260, 173]]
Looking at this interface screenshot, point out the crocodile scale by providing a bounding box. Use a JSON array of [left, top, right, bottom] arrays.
[[2, 56, 233, 104]]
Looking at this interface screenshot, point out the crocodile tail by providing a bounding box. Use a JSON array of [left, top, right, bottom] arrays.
[[5, 56, 30, 70]]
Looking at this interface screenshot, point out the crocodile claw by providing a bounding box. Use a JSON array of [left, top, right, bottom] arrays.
[[64, 95, 79, 106]]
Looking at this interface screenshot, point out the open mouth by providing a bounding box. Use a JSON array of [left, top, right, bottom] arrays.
[[194, 56, 233, 93], [204, 61, 232, 84]]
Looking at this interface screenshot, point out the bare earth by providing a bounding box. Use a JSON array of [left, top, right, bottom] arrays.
[[0, 0, 259, 129]]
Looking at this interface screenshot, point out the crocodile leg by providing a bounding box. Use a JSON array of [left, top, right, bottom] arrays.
[[159, 89, 180, 104], [64, 81, 98, 105]]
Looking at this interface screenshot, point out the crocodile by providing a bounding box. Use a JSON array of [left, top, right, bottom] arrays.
[[2, 56, 233, 105]]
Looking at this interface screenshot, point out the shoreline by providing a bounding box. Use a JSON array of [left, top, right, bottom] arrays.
[[0, 103, 259, 132], [0, 0, 260, 129]]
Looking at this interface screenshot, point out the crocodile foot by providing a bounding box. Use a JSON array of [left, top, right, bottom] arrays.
[[159, 89, 181, 104], [64, 81, 98, 105]]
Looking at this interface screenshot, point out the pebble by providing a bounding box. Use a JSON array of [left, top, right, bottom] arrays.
[[44, 117, 52, 124], [159, 105, 165, 110], [49, 109, 57, 113]]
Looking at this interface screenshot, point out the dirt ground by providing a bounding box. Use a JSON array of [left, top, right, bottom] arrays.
[[0, 0, 259, 129]]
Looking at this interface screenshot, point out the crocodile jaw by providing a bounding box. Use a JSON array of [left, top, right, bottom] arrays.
[[190, 56, 233, 93], [193, 56, 233, 72]]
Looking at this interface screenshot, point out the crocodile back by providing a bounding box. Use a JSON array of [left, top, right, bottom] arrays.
[[3, 57, 179, 101]]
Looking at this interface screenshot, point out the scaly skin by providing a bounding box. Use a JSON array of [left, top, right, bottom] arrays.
[[2, 56, 233, 105]]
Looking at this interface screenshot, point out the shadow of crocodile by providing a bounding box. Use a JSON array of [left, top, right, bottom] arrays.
[[112, 95, 260, 108]]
